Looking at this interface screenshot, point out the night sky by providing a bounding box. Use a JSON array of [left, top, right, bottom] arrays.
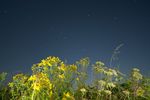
[[0, 0, 150, 76]]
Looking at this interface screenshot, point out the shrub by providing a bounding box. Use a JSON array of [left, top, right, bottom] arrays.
[[0, 56, 150, 100]]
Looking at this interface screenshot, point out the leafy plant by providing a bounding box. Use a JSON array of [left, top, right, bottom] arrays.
[[0, 56, 149, 100]]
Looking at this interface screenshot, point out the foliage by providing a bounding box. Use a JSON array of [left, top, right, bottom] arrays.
[[0, 56, 150, 100]]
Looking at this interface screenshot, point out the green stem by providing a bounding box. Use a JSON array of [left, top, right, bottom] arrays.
[[31, 89, 35, 100]]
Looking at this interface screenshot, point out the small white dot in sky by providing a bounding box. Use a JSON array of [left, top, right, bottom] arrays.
[[133, 0, 137, 3], [88, 14, 91, 17], [63, 36, 68, 40], [82, 49, 87, 52], [3, 10, 8, 14]]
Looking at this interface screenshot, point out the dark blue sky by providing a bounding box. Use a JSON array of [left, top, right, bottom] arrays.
[[0, 0, 150, 76]]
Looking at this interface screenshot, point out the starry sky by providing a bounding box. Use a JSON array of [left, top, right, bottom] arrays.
[[0, 0, 150, 76]]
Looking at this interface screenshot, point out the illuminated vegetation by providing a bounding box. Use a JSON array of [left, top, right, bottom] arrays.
[[0, 56, 150, 100]]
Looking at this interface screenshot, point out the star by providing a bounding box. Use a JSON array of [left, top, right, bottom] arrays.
[[82, 49, 87, 52], [3, 10, 8, 14], [134, 0, 137, 3], [88, 14, 91, 17], [113, 16, 119, 23], [0, 10, 8, 15], [63, 36, 68, 40]]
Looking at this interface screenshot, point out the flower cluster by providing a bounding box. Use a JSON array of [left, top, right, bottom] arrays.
[[28, 73, 52, 91], [3, 56, 149, 100], [131, 68, 143, 81]]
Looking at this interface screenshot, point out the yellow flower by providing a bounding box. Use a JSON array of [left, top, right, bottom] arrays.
[[106, 82, 116, 88], [70, 64, 77, 72], [80, 88, 87, 94], [132, 68, 143, 81], [62, 92, 75, 100], [76, 77, 79, 81], [41, 59, 47, 66], [98, 80, 106, 87], [94, 66, 104, 73], [29, 72, 53, 92], [104, 70, 113, 76], [62, 98, 67, 100], [96, 61, 105, 66], [111, 69, 118, 76], [58, 63, 66, 71], [104, 90, 112, 95], [37, 56, 61, 67], [58, 74, 65, 79], [123, 90, 130, 96], [28, 75, 36, 81], [32, 82, 41, 91], [8, 82, 14, 87], [12, 73, 28, 83], [65, 92, 71, 98], [136, 87, 145, 96], [46, 56, 61, 66], [47, 62, 52, 67], [133, 68, 140, 72]]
